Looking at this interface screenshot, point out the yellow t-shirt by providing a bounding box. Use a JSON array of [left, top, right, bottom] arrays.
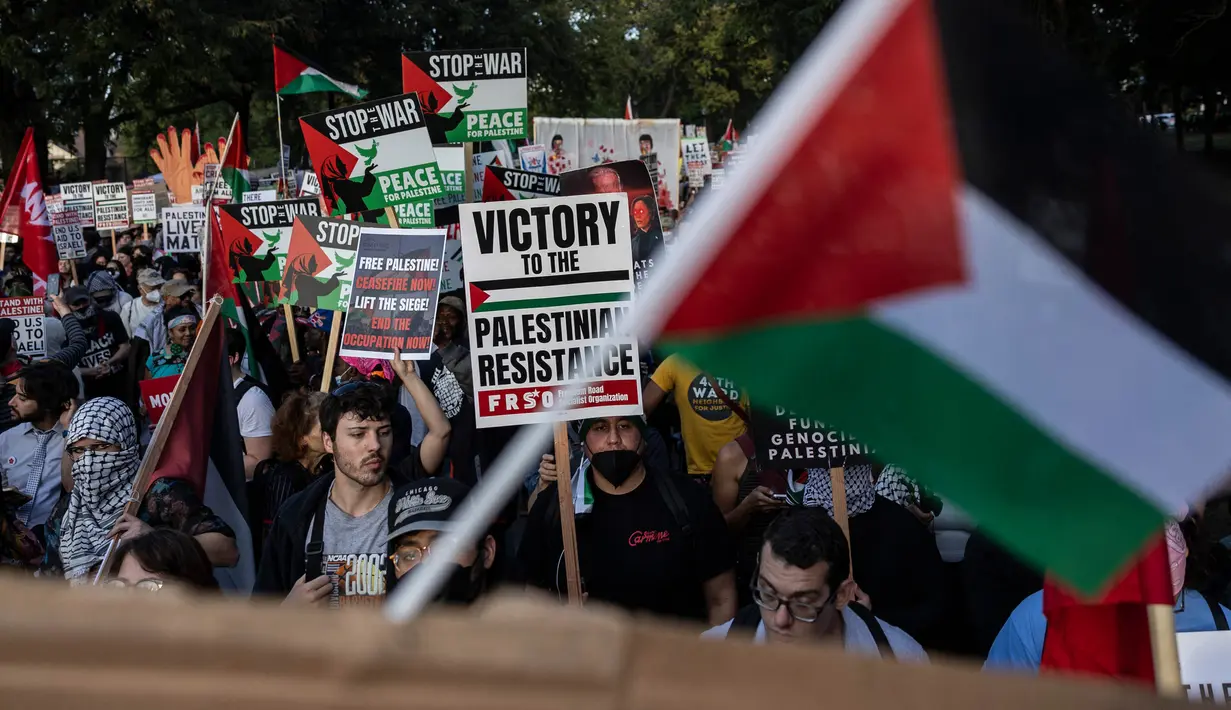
[[650, 354, 747, 476]]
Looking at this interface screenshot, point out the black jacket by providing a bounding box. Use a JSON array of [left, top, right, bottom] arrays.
[[253, 465, 413, 598]]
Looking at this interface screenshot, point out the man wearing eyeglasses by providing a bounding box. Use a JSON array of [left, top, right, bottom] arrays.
[[386, 477, 496, 604], [703, 507, 927, 660]]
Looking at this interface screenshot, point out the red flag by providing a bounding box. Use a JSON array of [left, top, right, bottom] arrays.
[[207, 207, 238, 301], [721, 119, 735, 144], [0, 128, 55, 294], [624, 96, 634, 121], [1040, 536, 1173, 684]]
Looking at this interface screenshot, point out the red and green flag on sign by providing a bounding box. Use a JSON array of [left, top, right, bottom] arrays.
[[273, 41, 367, 100], [719, 119, 739, 152], [642, 0, 1231, 600]]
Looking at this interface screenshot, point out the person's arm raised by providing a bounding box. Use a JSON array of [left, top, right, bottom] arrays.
[[390, 347, 451, 474]]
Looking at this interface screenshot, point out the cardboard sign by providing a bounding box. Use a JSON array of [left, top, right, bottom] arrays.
[[299, 172, 320, 197], [559, 160, 663, 286], [91, 182, 129, 230], [518, 144, 547, 173], [299, 93, 443, 224], [139, 375, 180, 427], [340, 227, 447, 359], [130, 191, 158, 224], [752, 405, 875, 469], [217, 199, 321, 283], [242, 189, 278, 203], [432, 145, 466, 227], [459, 194, 642, 427], [481, 165, 562, 203], [52, 223, 87, 259], [279, 216, 362, 311], [401, 49, 529, 143], [682, 136, 712, 176], [0, 297, 45, 358], [1179, 630, 1231, 702], [59, 182, 95, 227], [161, 205, 207, 254]]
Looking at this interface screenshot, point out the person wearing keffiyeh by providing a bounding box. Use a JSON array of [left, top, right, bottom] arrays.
[[57, 397, 140, 582], [802, 462, 948, 648]]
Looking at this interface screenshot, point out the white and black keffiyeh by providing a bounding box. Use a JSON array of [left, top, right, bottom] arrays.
[[803, 464, 876, 518], [874, 465, 921, 508], [60, 397, 140, 580]]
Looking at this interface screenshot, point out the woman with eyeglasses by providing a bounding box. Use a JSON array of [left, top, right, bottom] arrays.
[[107, 529, 219, 593], [144, 305, 199, 379]]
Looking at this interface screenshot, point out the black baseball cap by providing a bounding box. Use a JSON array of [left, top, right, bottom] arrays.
[[386, 477, 472, 544], [63, 286, 89, 306]]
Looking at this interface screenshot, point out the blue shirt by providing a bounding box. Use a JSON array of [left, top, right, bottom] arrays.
[[984, 589, 1230, 673]]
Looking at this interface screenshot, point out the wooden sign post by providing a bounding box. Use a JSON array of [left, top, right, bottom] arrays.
[[829, 466, 852, 576], [554, 422, 583, 606]]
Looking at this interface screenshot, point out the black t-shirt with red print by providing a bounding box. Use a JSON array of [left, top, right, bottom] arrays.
[[520, 468, 733, 622]]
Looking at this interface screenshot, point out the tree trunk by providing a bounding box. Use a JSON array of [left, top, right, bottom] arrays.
[[82, 110, 110, 180], [231, 92, 252, 150], [1172, 82, 1185, 153]]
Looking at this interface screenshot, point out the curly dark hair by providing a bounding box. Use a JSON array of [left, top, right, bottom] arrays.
[[762, 507, 850, 594], [15, 361, 77, 420], [113, 529, 220, 592], [319, 381, 391, 439], [271, 390, 327, 462]]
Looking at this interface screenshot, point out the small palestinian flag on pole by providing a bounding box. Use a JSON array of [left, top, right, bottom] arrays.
[[273, 41, 367, 99], [624, 96, 634, 121], [639, 0, 1231, 595], [220, 120, 249, 204], [719, 119, 739, 152]]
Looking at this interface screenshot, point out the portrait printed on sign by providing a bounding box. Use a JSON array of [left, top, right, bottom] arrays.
[[559, 160, 663, 286]]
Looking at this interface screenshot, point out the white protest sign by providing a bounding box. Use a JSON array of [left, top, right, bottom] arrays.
[[682, 136, 712, 177], [1180, 630, 1231, 703], [131, 191, 158, 224], [518, 144, 547, 173], [91, 182, 130, 230], [161, 205, 207, 254], [53, 223, 87, 259], [299, 172, 320, 197], [459, 194, 643, 428], [242, 189, 278, 203], [711, 167, 726, 191], [0, 297, 45, 359], [60, 182, 95, 227], [191, 185, 205, 205]]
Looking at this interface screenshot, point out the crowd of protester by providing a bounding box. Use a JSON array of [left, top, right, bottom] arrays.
[[0, 222, 1229, 669]]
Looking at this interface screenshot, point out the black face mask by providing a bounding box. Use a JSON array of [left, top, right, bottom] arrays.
[[591, 449, 642, 486], [440, 562, 486, 605]]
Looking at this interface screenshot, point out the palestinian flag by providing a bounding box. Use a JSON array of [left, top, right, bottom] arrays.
[[279, 215, 361, 312], [273, 41, 367, 100], [149, 299, 255, 592], [719, 119, 740, 152], [624, 96, 634, 121], [217, 198, 321, 283], [481, 165, 561, 203], [219, 121, 249, 204], [646, 0, 1231, 594]]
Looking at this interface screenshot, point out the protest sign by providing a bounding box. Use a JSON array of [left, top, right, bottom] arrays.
[[688, 167, 705, 189], [299, 93, 443, 224], [440, 227, 465, 294], [459, 194, 642, 427], [559, 160, 663, 286], [139, 375, 180, 427], [752, 405, 875, 469], [340, 227, 447, 359], [433, 145, 466, 226], [481, 165, 562, 202], [640, 152, 660, 197], [711, 167, 726, 191], [280, 215, 362, 311], [91, 182, 130, 230], [1180, 631, 1231, 702], [133, 177, 155, 191], [53, 223, 87, 259], [45, 193, 64, 216], [519, 144, 546, 173], [217, 199, 320, 283], [242, 189, 278, 203], [0, 297, 45, 358], [161, 205, 207, 253], [299, 171, 320, 196], [190, 185, 204, 205], [534, 118, 681, 213], [130, 190, 158, 225], [60, 182, 95, 227], [682, 136, 712, 177], [401, 49, 529, 143]]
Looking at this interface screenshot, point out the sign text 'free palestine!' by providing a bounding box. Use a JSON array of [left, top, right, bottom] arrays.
[[459, 194, 642, 427]]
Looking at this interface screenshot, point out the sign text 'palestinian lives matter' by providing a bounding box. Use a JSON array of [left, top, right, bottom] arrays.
[[299, 93, 442, 224], [459, 194, 641, 427], [402, 49, 528, 143], [161, 205, 206, 254]]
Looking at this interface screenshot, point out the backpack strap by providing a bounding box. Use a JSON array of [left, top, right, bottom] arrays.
[[234, 375, 270, 404], [651, 469, 694, 543], [304, 488, 329, 581], [1200, 591, 1229, 631], [847, 601, 896, 660], [729, 603, 763, 636]]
